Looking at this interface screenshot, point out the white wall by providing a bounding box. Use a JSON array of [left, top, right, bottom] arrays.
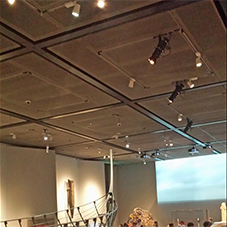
[[55, 155, 79, 214], [55, 155, 106, 222], [0, 143, 57, 221], [115, 162, 223, 227]]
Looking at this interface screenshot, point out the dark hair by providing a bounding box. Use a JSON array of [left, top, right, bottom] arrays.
[[203, 221, 212, 227], [187, 222, 194, 227], [169, 223, 174, 227]]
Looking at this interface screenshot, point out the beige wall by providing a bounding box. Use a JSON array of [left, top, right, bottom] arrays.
[[0, 143, 57, 221], [0, 143, 223, 227], [56, 155, 106, 210], [115, 162, 223, 227]]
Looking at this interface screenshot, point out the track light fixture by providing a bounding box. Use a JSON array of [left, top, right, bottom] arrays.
[[128, 78, 136, 88], [151, 150, 164, 161], [168, 82, 184, 103], [42, 129, 53, 141], [188, 145, 199, 155], [148, 36, 170, 65], [203, 142, 213, 152], [97, 0, 105, 8], [187, 79, 194, 88], [46, 145, 49, 154], [195, 52, 202, 67], [164, 139, 173, 146], [183, 118, 193, 133], [10, 132, 16, 139], [178, 114, 183, 121], [187, 77, 198, 88], [64, 1, 80, 17], [72, 3, 80, 17]]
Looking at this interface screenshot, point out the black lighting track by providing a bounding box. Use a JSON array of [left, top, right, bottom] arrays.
[[213, 0, 227, 28]]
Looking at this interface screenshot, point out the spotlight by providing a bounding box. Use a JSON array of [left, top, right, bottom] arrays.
[[178, 114, 183, 121], [188, 145, 199, 155], [195, 52, 202, 67], [42, 129, 53, 141], [72, 3, 80, 17], [184, 118, 193, 133], [203, 143, 214, 153], [168, 83, 184, 103], [43, 132, 48, 141], [169, 140, 173, 146], [46, 145, 49, 154], [140, 153, 151, 159], [97, 0, 105, 8], [187, 77, 198, 88], [187, 79, 194, 88], [151, 150, 163, 161], [143, 160, 146, 165], [8, 0, 15, 5], [148, 36, 169, 65], [128, 78, 135, 88], [10, 133, 16, 139], [126, 143, 130, 148]]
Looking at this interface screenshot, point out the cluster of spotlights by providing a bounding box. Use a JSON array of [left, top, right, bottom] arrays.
[[164, 140, 173, 147], [148, 36, 170, 65], [168, 77, 198, 103], [7, 0, 106, 17], [42, 129, 52, 141]]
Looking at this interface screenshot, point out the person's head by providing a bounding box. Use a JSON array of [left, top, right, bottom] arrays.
[[169, 223, 174, 227], [187, 222, 194, 227], [203, 221, 212, 227]]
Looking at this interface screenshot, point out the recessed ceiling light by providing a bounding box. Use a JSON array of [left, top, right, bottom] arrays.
[[97, 0, 105, 8], [8, 0, 15, 5]]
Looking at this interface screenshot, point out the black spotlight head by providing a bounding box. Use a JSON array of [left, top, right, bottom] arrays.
[[148, 36, 169, 65], [184, 118, 193, 133], [168, 83, 184, 103]]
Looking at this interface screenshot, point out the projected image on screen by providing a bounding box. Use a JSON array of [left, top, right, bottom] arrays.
[[155, 153, 226, 203]]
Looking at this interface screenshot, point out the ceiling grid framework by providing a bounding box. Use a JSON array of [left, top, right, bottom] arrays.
[[0, 0, 226, 164]]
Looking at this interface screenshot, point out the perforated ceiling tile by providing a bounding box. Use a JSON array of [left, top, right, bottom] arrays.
[[0, 61, 23, 79], [44, 105, 166, 140], [174, 0, 226, 81], [0, 35, 20, 53], [0, 113, 25, 127], [0, 1, 60, 40], [0, 123, 89, 147], [55, 141, 131, 159]]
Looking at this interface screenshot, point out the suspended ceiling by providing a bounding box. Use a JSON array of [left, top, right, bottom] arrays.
[[0, 0, 226, 164]]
